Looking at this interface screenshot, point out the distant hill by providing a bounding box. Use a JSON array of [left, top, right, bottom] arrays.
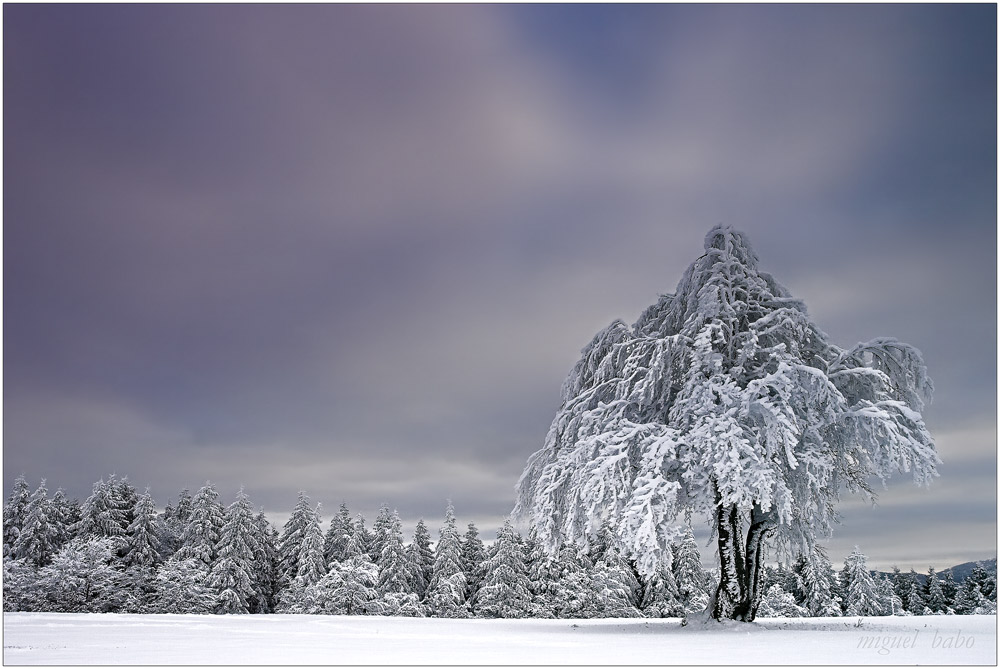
[[941, 558, 997, 582], [874, 558, 996, 584]]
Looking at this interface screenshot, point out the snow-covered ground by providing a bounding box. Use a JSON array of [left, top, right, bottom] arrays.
[[3, 612, 995, 665]]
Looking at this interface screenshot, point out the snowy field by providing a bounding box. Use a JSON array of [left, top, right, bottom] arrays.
[[3, 613, 995, 665]]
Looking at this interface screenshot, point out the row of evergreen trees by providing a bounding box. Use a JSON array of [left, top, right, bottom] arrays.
[[3, 475, 996, 618]]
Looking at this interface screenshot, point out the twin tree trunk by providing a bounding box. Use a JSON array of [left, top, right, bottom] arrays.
[[709, 487, 778, 622]]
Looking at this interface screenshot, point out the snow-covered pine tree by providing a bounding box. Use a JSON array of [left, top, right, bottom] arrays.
[[4, 475, 32, 556], [593, 543, 643, 617], [13, 480, 59, 567], [376, 509, 411, 595], [276, 491, 315, 588], [672, 524, 708, 614], [460, 522, 487, 602], [941, 570, 958, 611], [906, 576, 926, 615], [312, 555, 384, 615], [434, 503, 464, 580], [344, 514, 371, 560], [514, 226, 939, 622], [923, 566, 946, 613], [370, 505, 393, 564], [324, 502, 354, 567], [798, 549, 840, 617], [124, 489, 160, 569], [73, 478, 127, 540], [111, 476, 139, 533], [844, 547, 881, 616], [296, 503, 326, 586], [547, 542, 597, 618], [250, 510, 279, 613], [640, 557, 684, 618], [49, 489, 77, 552], [524, 529, 558, 618], [474, 519, 532, 618], [175, 482, 224, 568], [207, 489, 259, 614], [879, 575, 904, 615], [408, 519, 434, 599]]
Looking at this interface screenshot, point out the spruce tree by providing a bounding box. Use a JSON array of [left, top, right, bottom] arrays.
[[13, 480, 59, 567], [124, 489, 160, 569], [276, 491, 315, 587], [923, 566, 946, 613], [906, 578, 926, 615], [427, 502, 467, 616], [4, 475, 32, 556], [74, 478, 127, 539], [474, 519, 532, 618], [176, 482, 224, 567], [208, 490, 259, 614], [460, 522, 487, 602], [376, 509, 411, 595], [844, 548, 881, 616], [407, 519, 434, 599], [324, 502, 354, 566], [672, 524, 708, 614]]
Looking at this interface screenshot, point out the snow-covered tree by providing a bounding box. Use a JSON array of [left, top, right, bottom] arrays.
[[640, 558, 683, 618], [13, 480, 59, 567], [474, 519, 532, 618], [460, 522, 487, 602], [175, 482, 224, 567], [4, 475, 32, 556], [124, 489, 160, 569], [427, 501, 465, 613], [311, 555, 384, 615], [524, 529, 558, 618], [514, 226, 939, 621], [672, 524, 708, 614], [905, 577, 926, 615], [250, 510, 279, 613], [592, 545, 643, 618], [844, 547, 881, 616], [408, 519, 434, 599], [923, 566, 946, 613], [73, 478, 127, 540], [207, 490, 260, 614], [798, 550, 840, 616], [344, 514, 370, 560], [36, 537, 125, 612], [757, 583, 808, 617], [324, 502, 354, 567], [276, 491, 315, 588], [878, 575, 904, 615], [296, 503, 326, 586], [150, 557, 217, 613], [49, 489, 76, 552], [375, 509, 411, 595]]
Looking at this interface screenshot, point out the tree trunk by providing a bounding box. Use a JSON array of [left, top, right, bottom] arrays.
[[711, 496, 778, 622]]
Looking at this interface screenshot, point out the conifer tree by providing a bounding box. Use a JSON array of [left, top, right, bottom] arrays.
[[474, 519, 532, 618], [295, 503, 326, 586], [427, 502, 467, 616], [343, 514, 370, 560], [524, 529, 558, 618], [207, 490, 259, 614], [124, 489, 160, 569], [798, 549, 840, 617], [251, 510, 279, 613], [151, 557, 218, 613], [407, 519, 434, 599], [4, 475, 32, 556], [376, 509, 411, 595], [276, 491, 315, 587], [49, 489, 76, 552], [640, 558, 683, 618], [672, 524, 708, 614], [923, 566, 946, 613], [324, 502, 354, 566], [176, 482, 224, 567], [460, 522, 487, 601], [844, 547, 881, 616], [906, 578, 925, 615], [879, 575, 904, 615], [13, 480, 59, 567], [74, 478, 127, 539]]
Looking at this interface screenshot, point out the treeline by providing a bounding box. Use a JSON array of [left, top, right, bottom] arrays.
[[2, 475, 996, 618]]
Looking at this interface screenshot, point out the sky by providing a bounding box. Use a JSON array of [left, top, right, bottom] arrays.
[[3, 4, 996, 571]]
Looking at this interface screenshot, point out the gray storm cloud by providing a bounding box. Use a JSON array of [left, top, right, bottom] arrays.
[[4, 4, 995, 567]]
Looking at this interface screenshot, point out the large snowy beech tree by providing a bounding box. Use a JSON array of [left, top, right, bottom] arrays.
[[514, 226, 939, 622], [36, 537, 126, 612], [3, 475, 32, 556]]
